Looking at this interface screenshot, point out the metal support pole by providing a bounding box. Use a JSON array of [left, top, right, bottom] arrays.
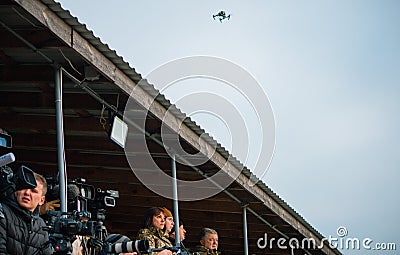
[[243, 204, 249, 255], [171, 155, 181, 247], [55, 67, 67, 213]]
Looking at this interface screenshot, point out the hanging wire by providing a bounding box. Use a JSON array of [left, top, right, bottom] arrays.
[[99, 104, 107, 130], [116, 93, 120, 110], [59, 48, 82, 75]]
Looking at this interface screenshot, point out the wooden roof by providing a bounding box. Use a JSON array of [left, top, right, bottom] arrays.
[[0, 1, 341, 254]]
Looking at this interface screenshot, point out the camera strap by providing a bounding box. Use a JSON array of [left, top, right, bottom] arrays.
[[0, 203, 4, 219]]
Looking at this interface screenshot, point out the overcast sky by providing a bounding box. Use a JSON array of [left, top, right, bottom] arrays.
[[57, 1, 400, 254]]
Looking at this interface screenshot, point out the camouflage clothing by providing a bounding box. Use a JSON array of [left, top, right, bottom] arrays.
[[193, 245, 220, 255], [137, 227, 172, 249]]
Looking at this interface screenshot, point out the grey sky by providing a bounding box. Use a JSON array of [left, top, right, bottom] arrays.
[[58, 1, 400, 254]]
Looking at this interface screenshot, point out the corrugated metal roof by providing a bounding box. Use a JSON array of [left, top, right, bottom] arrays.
[[44, 0, 325, 242]]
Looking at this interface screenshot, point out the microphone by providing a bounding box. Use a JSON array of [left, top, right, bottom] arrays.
[[105, 240, 149, 254], [52, 184, 81, 200], [0, 152, 15, 167]]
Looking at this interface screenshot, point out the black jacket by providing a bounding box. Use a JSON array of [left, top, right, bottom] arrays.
[[0, 197, 52, 255]]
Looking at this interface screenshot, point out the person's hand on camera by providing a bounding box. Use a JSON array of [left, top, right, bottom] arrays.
[[39, 199, 60, 215]]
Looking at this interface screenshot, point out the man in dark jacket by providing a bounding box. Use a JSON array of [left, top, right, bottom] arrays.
[[0, 172, 52, 255]]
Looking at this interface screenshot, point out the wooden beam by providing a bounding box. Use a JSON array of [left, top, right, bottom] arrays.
[[0, 29, 64, 48]]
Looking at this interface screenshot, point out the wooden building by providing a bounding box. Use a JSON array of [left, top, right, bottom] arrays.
[[0, 0, 340, 254]]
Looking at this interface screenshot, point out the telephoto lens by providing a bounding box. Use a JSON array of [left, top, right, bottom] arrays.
[[104, 234, 149, 254]]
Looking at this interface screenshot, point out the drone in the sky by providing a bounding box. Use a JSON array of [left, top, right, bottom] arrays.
[[213, 10, 231, 22]]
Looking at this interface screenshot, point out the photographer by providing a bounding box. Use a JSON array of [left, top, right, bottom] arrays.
[[0, 172, 52, 255]]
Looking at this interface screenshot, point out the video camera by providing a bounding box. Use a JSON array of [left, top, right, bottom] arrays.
[[0, 129, 37, 199], [44, 210, 95, 237], [43, 177, 120, 254], [46, 177, 119, 213], [42, 210, 94, 254]]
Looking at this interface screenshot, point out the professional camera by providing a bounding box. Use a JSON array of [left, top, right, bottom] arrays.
[[46, 177, 119, 212], [0, 129, 37, 198], [101, 237, 194, 255], [44, 177, 120, 254], [42, 210, 95, 255], [102, 234, 149, 255], [44, 210, 95, 237], [89, 188, 119, 209]]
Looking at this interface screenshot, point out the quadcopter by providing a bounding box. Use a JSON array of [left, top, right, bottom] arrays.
[[213, 10, 231, 22]]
